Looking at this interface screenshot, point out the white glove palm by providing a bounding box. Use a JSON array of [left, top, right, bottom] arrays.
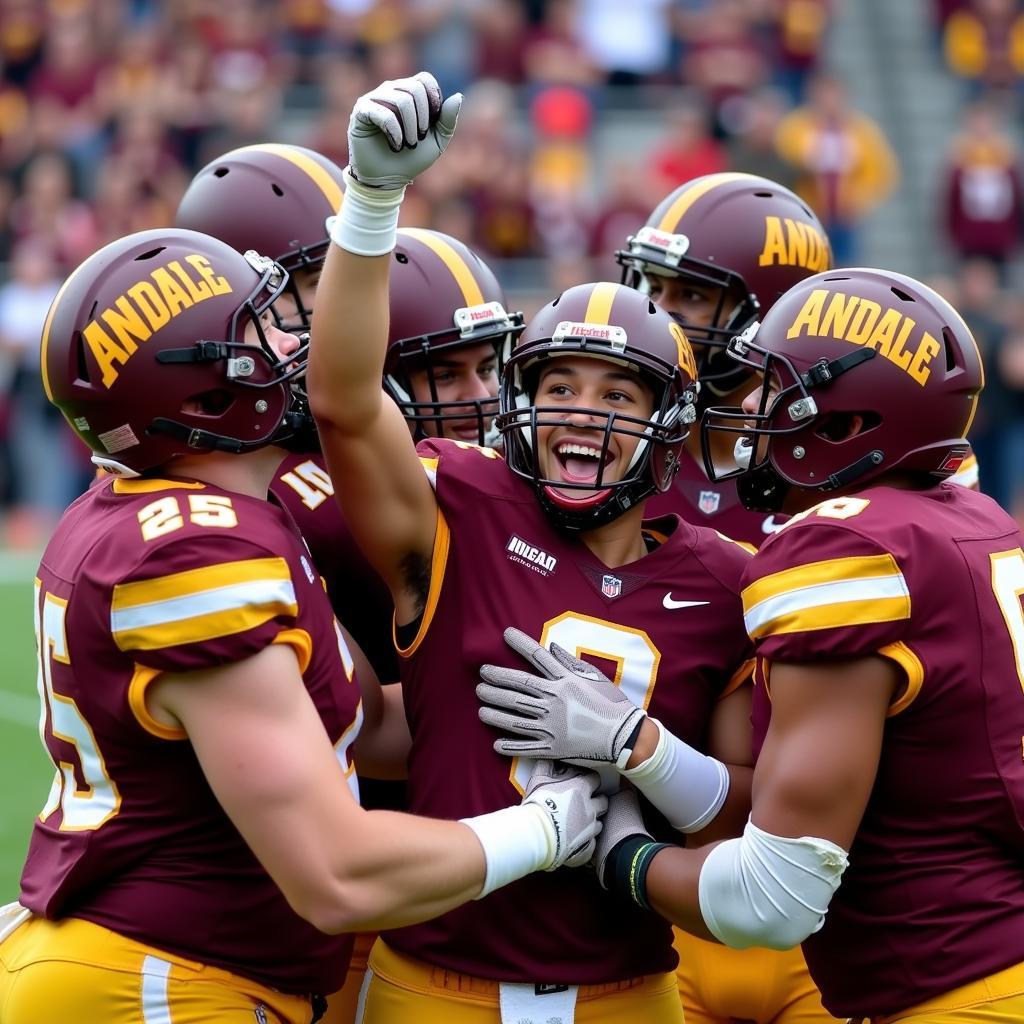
[[478, 627, 647, 769], [347, 71, 462, 190], [522, 759, 607, 870]]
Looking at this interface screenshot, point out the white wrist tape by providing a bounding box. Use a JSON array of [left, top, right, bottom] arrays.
[[460, 803, 554, 899], [621, 718, 729, 833], [698, 818, 849, 951], [329, 169, 405, 256]]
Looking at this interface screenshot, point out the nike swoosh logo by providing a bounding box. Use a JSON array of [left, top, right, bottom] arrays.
[[663, 594, 710, 610], [761, 515, 783, 534]]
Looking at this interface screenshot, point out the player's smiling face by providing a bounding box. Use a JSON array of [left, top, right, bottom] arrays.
[[408, 341, 499, 442], [534, 355, 654, 502]]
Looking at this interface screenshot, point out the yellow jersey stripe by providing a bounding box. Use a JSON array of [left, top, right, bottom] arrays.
[[880, 641, 924, 716], [400, 229, 484, 307], [747, 594, 910, 639], [583, 282, 618, 326], [743, 554, 910, 639], [113, 478, 205, 494], [113, 592, 297, 651], [656, 172, 755, 232], [742, 553, 903, 608], [239, 143, 344, 210], [419, 456, 439, 489], [112, 557, 291, 610]]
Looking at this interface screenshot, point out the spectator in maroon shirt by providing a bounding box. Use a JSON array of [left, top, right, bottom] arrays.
[[943, 100, 1024, 272]]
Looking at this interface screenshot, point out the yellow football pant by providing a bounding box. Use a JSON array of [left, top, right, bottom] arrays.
[[322, 931, 376, 1024], [674, 928, 839, 1024], [848, 959, 1024, 1024], [357, 939, 684, 1023], [0, 915, 320, 1024]]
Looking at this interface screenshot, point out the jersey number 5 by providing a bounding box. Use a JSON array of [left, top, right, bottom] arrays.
[[34, 581, 120, 830]]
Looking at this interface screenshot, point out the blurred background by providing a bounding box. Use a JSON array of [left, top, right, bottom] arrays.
[[0, 0, 1023, 890]]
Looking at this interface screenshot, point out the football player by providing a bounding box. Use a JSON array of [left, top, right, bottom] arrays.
[[0, 228, 605, 1024], [175, 145, 521, 685], [481, 268, 1024, 1022], [176, 147, 523, 1023], [307, 72, 757, 1023], [618, 173, 840, 1024]]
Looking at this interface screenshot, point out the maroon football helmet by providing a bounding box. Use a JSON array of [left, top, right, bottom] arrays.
[[43, 227, 307, 476], [175, 144, 346, 331], [617, 172, 832, 399], [386, 228, 525, 446], [700, 268, 984, 512], [498, 281, 700, 532]]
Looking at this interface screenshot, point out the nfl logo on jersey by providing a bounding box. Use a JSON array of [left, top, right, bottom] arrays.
[[601, 574, 622, 599], [698, 489, 721, 515]]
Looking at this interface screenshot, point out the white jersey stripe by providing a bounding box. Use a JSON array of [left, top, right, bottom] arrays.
[[744, 573, 909, 637], [140, 955, 173, 1024], [111, 578, 297, 635]]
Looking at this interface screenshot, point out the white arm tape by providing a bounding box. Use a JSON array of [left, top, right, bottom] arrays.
[[329, 170, 405, 257], [697, 818, 849, 950], [621, 717, 729, 833], [459, 803, 553, 899]]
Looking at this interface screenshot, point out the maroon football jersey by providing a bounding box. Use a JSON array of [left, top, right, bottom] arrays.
[[21, 475, 363, 995], [386, 439, 754, 983], [645, 448, 786, 548], [742, 484, 1024, 1017], [272, 451, 398, 683]]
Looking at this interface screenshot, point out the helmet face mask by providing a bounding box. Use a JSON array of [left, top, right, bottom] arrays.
[[385, 232, 525, 447], [700, 270, 984, 513], [497, 283, 699, 532], [44, 229, 312, 476]]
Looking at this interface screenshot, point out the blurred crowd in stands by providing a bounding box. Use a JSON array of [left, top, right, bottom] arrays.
[[0, 0, 1021, 545]]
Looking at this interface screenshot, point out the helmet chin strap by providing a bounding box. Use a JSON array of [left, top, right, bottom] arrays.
[[149, 417, 294, 455], [736, 463, 790, 514]]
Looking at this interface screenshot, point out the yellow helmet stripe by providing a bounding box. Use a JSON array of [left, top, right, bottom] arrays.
[[400, 228, 484, 307], [582, 281, 619, 325], [657, 172, 756, 232], [238, 144, 344, 210], [40, 255, 98, 402]]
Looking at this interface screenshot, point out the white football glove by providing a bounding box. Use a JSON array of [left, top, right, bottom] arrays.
[[347, 71, 462, 190], [522, 759, 607, 870], [478, 627, 647, 769], [592, 787, 652, 889]]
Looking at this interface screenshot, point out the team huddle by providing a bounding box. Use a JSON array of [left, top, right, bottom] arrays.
[[0, 70, 1020, 1024]]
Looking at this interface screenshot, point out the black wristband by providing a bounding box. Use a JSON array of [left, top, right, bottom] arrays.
[[603, 835, 670, 910], [622, 716, 646, 755]]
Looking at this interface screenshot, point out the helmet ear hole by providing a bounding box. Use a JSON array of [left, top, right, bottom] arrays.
[[183, 390, 235, 417], [74, 333, 91, 385], [942, 326, 961, 373], [814, 411, 880, 443]]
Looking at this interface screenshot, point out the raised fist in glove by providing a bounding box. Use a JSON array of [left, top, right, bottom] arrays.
[[348, 71, 462, 190], [478, 627, 647, 769], [522, 759, 607, 870]]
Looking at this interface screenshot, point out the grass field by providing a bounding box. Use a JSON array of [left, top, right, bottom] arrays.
[[0, 552, 56, 898]]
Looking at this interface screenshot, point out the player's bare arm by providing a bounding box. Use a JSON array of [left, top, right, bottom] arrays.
[[308, 72, 462, 620], [150, 642, 606, 933], [349, 625, 412, 780]]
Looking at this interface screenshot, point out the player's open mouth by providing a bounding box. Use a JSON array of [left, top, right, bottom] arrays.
[[545, 438, 616, 505], [553, 440, 613, 485], [450, 422, 483, 441]]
